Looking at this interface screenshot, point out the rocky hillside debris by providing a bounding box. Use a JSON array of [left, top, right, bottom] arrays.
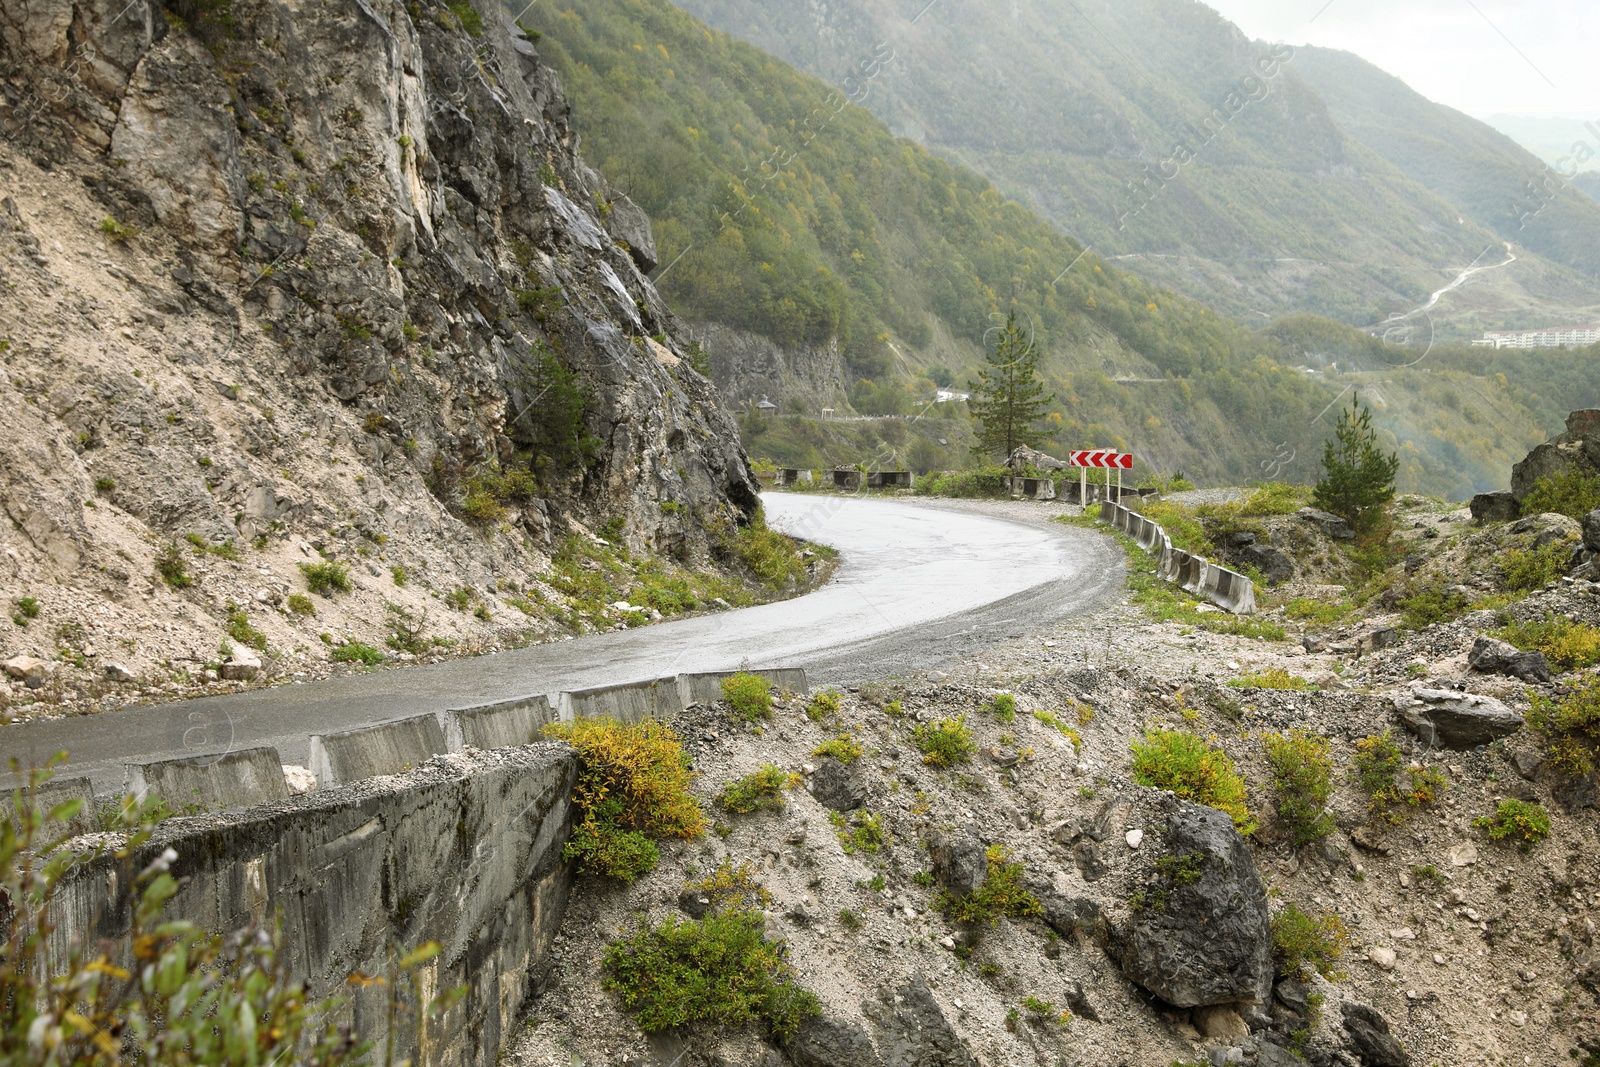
[[929, 828, 989, 898], [1394, 688, 1524, 749], [1341, 1001, 1411, 1066], [863, 974, 976, 1067], [0, 0, 768, 713], [807, 757, 866, 812], [1299, 506, 1356, 540], [1116, 800, 1274, 1008], [1468, 635, 1554, 683]]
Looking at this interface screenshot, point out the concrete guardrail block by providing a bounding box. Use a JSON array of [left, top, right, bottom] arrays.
[[308, 713, 449, 787], [13, 774, 99, 838], [446, 694, 555, 750], [560, 676, 684, 723], [126, 746, 290, 812], [677, 668, 811, 707]]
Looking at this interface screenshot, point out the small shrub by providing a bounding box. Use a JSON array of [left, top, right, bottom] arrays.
[[445, 0, 484, 35], [837, 908, 864, 931], [13, 595, 41, 627], [1261, 729, 1335, 848], [812, 735, 863, 764], [1500, 541, 1573, 592], [602, 911, 819, 1040], [301, 560, 351, 596], [1352, 730, 1447, 823], [286, 593, 316, 616], [1284, 597, 1352, 626], [806, 689, 842, 721], [1473, 798, 1552, 849], [1033, 709, 1082, 746], [913, 715, 977, 767], [986, 692, 1017, 723], [155, 542, 193, 589], [391, 564, 409, 586], [330, 641, 385, 665], [1130, 730, 1255, 833], [1528, 680, 1600, 775], [224, 602, 268, 652], [185, 532, 241, 560], [1496, 616, 1600, 672], [1399, 586, 1469, 630], [830, 810, 887, 855], [98, 215, 140, 242], [690, 858, 772, 912], [718, 764, 799, 814], [721, 672, 773, 722], [1519, 468, 1600, 520], [93, 476, 116, 492], [1227, 668, 1314, 691], [544, 718, 703, 881], [939, 845, 1042, 925], [1271, 903, 1347, 979], [710, 511, 809, 589]]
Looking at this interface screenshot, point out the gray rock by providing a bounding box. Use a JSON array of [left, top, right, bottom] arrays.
[[1037, 889, 1106, 944], [787, 1015, 883, 1067], [1470, 491, 1518, 524], [1467, 636, 1554, 684], [808, 757, 866, 812], [871, 974, 975, 1067], [929, 828, 987, 897], [1116, 800, 1273, 1008], [1395, 688, 1523, 748], [1256, 1038, 1310, 1067], [1341, 1002, 1409, 1066], [1584, 508, 1600, 552], [1356, 627, 1400, 654], [1512, 511, 1581, 547], [604, 193, 658, 273], [103, 661, 136, 682], [1074, 840, 1109, 881], [220, 646, 263, 681], [1061, 979, 1101, 1022], [1240, 543, 1294, 584], [1299, 507, 1356, 540], [1511, 442, 1591, 503], [677, 890, 712, 919]]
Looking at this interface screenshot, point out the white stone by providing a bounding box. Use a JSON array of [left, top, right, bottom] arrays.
[[1390, 927, 1416, 940], [1449, 842, 1479, 867], [282, 764, 317, 795], [221, 645, 263, 681], [1125, 828, 1144, 849], [1368, 947, 1397, 970], [103, 661, 135, 682]]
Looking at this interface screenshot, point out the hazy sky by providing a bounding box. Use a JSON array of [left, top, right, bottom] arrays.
[[1202, 0, 1598, 119]]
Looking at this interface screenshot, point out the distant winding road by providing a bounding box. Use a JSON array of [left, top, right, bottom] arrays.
[[2, 496, 1122, 793]]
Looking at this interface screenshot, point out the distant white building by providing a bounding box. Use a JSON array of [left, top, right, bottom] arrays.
[[1472, 324, 1600, 349]]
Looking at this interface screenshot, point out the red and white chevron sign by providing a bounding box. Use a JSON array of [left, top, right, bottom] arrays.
[[1069, 449, 1133, 469]]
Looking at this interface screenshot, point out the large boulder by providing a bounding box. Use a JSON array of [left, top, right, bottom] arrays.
[[1394, 688, 1523, 748], [603, 193, 658, 273], [1298, 506, 1355, 540], [1468, 636, 1554, 684], [1116, 801, 1274, 1008], [1341, 1002, 1410, 1066], [1512, 512, 1581, 547], [787, 1016, 883, 1067], [1510, 442, 1591, 503], [869, 974, 975, 1067], [1469, 491, 1517, 524], [1240, 543, 1294, 585], [1583, 508, 1600, 553], [808, 758, 866, 812], [928, 828, 988, 897]]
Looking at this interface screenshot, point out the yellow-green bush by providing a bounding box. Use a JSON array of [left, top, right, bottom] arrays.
[[1227, 668, 1314, 691], [1520, 468, 1600, 520], [545, 718, 703, 881], [913, 715, 977, 766], [1351, 730, 1447, 824], [718, 764, 799, 814], [939, 845, 1042, 925], [1473, 798, 1552, 850], [1496, 616, 1600, 672], [1261, 729, 1334, 848], [1130, 730, 1255, 833], [985, 692, 1017, 723], [1527, 680, 1600, 775], [805, 688, 842, 721], [830, 810, 888, 854], [812, 735, 863, 764], [1500, 541, 1574, 592], [721, 672, 773, 721], [1271, 903, 1348, 979]]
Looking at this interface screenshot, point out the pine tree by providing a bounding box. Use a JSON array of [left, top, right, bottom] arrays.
[[968, 312, 1052, 460], [1312, 397, 1399, 532]]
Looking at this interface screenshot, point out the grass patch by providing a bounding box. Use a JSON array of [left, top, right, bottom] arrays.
[[812, 735, 863, 764], [709, 509, 813, 590], [721, 672, 772, 722], [1496, 616, 1600, 672], [689, 858, 772, 912], [1500, 541, 1573, 592], [1520, 468, 1600, 520], [1271, 903, 1348, 980], [603, 911, 819, 1040], [544, 718, 703, 882], [1398, 586, 1469, 630], [806, 689, 842, 721], [1285, 597, 1354, 626], [939, 845, 1042, 925], [718, 764, 799, 814], [98, 216, 140, 242], [829, 810, 887, 855], [1352, 730, 1447, 824], [185, 532, 241, 560], [913, 715, 977, 767], [286, 593, 316, 616], [330, 641, 384, 665], [1527, 680, 1600, 775], [155, 542, 193, 589], [300, 560, 351, 596], [546, 532, 755, 633], [1032, 709, 1082, 746], [1130, 729, 1255, 833], [224, 602, 267, 652], [1473, 798, 1552, 850], [1228, 668, 1314, 691], [1261, 729, 1335, 848], [985, 692, 1017, 723]]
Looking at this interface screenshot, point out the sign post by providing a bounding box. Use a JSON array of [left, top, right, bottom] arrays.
[[1069, 449, 1134, 506]]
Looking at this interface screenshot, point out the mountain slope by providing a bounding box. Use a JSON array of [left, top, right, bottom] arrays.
[[671, 0, 1600, 334]]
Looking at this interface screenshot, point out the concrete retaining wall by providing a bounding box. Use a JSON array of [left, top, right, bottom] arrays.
[[678, 668, 810, 706], [447, 695, 555, 750], [1010, 476, 1057, 501], [866, 470, 914, 489], [559, 676, 683, 723], [1099, 500, 1257, 614], [828, 469, 863, 490], [776, 468, 813, 487], [126, 746, 290, 812], [23, 774, 99, 837], [51, 744, 577, 1067], [308, 712, 450, 786]]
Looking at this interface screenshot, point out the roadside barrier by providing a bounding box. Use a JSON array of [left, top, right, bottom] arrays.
[[559, 675, 683, 723], [126, 746, 290, 810], [677, 668, 810, 706], [308, 712, 450, 787], [1099, 500, 1257, 614], [447, 694, 555, 749]]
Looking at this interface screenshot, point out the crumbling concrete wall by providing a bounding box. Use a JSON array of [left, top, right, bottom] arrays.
[[51, 742, 577, 1067]]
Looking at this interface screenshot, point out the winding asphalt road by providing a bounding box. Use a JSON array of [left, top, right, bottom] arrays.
[[2, 495, 1121, 793]]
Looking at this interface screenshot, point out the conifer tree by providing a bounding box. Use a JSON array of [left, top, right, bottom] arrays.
[[968, 312, 1052, 460], [1312, 396, 1398, 532]]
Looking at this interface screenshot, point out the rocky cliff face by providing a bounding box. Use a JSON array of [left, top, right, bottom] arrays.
[[0, 0, 758, 699], [692, 321, 852, 415]]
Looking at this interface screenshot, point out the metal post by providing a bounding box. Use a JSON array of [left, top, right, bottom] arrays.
[[1080, 466, 1086, 507], [1117, 466, 1122, 503]]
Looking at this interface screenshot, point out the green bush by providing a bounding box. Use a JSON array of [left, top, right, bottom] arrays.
[[1352, 730, 1447, 824], [806, 689, 842, 721], [1261, 730, 1335, 848], [1228, 668, 1314, 691], [155, 542, 193, 589], [1473, 798, 1552, 849], [544, 718, 703, 881], [13, 595, 41, 627], [830, 810, 887, 854], [912, 466, 1013, 498], [1496, 616, 1600, 672], [602, 911, 820, 1040], [718, 764, 799, 814], [1130, 730, 1255, 833], [913, 715, 977, 767], [330, 641, 385, 665], [812, 735, 863, 764], [300, 560, 351, 596], [710, 511, 810, 590], [224, 602, 267, 652], [1271, 903, 1348, 979], [1500, 541, 1573, 591], [721, 672, 773, 721], [939, 845, 1042, 925], [286, 593, 316, 616], [1520, 468, 1600, 519], [985, 692, 1017, 723], [1399, 586, 1468, 630], [1527, 680, 1600, 775]]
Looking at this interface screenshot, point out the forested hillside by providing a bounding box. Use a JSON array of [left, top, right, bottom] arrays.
[[673, 0, 1600, 334]]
